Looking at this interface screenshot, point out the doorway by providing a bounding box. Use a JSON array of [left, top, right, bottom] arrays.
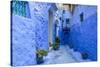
[[48, 10, 54, 47]]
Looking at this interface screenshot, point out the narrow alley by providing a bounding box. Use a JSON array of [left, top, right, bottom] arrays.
[[11, 1, 97, 66]]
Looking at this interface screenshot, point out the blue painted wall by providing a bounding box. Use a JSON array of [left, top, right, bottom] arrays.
[[11, 2, 57, 65], [61, 10, 72, 45], [32, 2, 50, 50], [69, 5, 97, 61], [55, 10, 72, 45], [31, 2, 57, 50], [57, 5, 97, 61], [12, 15, 36, 66]]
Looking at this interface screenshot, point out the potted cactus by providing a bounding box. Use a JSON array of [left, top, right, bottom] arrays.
[[36, 49, 48, 64]]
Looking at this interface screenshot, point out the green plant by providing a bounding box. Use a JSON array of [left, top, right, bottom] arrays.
[[53, 44, 58, 50], [55, 37, 60, 43], [36, 49, 48, 64], [52, 42, 59, 50], [36, 49, 48, 57], [52, 37, 60, 50]]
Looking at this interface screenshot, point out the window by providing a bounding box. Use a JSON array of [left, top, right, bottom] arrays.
[[80, 12, 84, 22], [11, 1, 31, 18], [66, 18, 70, 24]]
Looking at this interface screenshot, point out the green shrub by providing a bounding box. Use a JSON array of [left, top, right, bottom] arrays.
[[36, 49, 48, 57], [52, 43, 59, 50], [51, 37, 60, 50], [55, 37, 60, 43]]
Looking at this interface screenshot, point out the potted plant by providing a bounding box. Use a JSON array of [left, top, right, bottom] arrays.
[[36, 49, 48, 64], [52, 43, 59, 50], [52, 37, 60, 50], [55, 37, 60, 43], [81, 52, 88, 59]]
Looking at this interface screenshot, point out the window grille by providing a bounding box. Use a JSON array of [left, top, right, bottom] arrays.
[[11, 1, 31, 18]]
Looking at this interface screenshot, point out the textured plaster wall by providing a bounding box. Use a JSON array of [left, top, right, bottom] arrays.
[[12, 15, 36, 66], [11, 2, 55, 66], [57, 5, 97, 61], [69, 5, 97, 61], [31, 2, 52, 50]]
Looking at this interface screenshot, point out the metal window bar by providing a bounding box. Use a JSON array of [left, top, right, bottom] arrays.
[[11, 1, 29, 18]]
